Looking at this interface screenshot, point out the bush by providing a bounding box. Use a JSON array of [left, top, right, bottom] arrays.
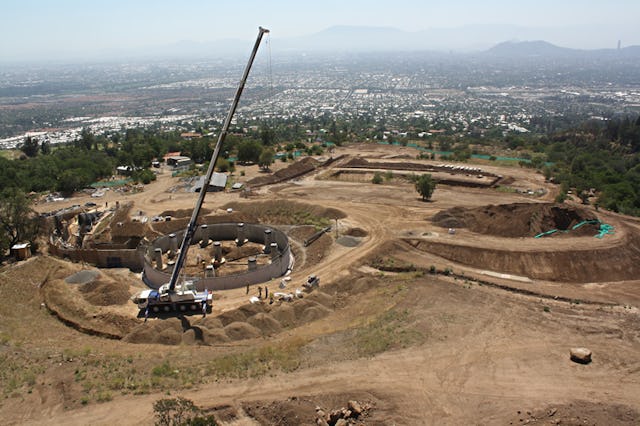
[[153, 397, 217, 426], [372, 172, 383, 184]]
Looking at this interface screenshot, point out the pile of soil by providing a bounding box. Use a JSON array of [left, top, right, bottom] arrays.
[[247, 313, 282, 335], [122, 291, 336, 345], [343, 227, 368, 237], [223, 200, 346, 224], [80, 278, 131, 306], [224, 322, 262, 341], [65, 270, 100, 284], [432, 203, 599, 238], [43, 278, 134, 339], [247, 157, 320, 187]]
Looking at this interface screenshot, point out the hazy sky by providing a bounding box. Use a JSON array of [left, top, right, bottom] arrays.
[[2, 0, 640, 61]]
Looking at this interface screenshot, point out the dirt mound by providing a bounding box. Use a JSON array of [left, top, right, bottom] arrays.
[[224, 321, 262, 341], [292, 299, 320, 317], [271, 303, 297, 327], [292, 299, 331, 324], [123, 317, 232, 346], [344, 227, 368, 237], [306, 291, 335, 309], [196, 316, 224, 330], [222, 200, 346, 225], [202, 327, 231, 344], [432, 203, 599, 238], [123, 318, 183, 344], [247, 157, 320, 187], [80, 278, 130, 306], [217, 309, 249, 327], [247, 313, 282, 335], [43, 278, 129, 339], [65, 269, 100, 284], [237, 303, 267, 318], [300, 305, 332, 323]]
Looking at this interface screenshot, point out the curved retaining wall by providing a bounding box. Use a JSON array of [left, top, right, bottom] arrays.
[[142, 223, 292, 291]]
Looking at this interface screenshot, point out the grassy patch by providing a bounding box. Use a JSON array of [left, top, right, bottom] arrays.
[[352, 309, 423, 357], [205, 337, 305, 379], [0, 350, 46, 397]]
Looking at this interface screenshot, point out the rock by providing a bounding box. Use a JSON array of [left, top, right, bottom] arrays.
[[316, 409, 326, 419], [348, 400, 363, 416], [327, 410, 343, 424], [316, 417, 330, 426], [335, 419, 348, 426], [570, 347, 592, 364]]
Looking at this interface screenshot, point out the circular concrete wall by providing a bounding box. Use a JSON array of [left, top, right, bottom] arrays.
[[142, 223, 293, 291]]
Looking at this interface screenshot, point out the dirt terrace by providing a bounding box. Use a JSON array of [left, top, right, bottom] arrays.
[[3, 143, 640, 425]]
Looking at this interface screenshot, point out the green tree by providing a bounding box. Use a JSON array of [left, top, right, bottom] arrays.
[[20, 137, 39, 158], [40, 140, 51, 155], [237, 140, 263, 164], [215, 157, 230, 173], [260, 127, 276, 146], [415, 174, 436, 201], [0, 189, 39, 258], [258, 148, 275, 170]]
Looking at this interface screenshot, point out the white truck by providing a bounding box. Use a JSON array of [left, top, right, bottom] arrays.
[[132, 281, 212, 314]]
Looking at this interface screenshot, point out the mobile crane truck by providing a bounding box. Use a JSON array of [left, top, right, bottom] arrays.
[[132, 27, 270, 315]]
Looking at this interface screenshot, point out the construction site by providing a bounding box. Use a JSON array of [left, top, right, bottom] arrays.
[[1, 140, 639, 425]]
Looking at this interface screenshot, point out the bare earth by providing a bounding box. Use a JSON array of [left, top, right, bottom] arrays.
[[2, 143, 639, 425]]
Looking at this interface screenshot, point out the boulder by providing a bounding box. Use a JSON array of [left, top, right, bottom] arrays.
[[316, 417, 329, 426], [348, 400, 363, 416], [570, 347, 592, 364], [327, 410, 343, 424]]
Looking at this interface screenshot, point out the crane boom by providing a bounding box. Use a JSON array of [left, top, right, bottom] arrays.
[[167, 26, 270, 292]]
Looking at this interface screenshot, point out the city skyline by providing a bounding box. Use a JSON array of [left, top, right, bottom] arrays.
[[2, 0, 640, 62]]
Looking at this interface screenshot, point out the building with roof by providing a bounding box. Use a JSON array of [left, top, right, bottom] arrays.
[[166, 155, 192, 169], [192, 172, 228, 192]]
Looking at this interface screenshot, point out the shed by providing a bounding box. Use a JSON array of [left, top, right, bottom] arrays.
[[11, 242, 32, 260], [166, 156, 193, 169], [192, 173, 228, 192]]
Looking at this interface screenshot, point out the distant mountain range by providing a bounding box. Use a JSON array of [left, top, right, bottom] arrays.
[[485, 40, 640, 58], [272, 25, 640, 56], [6, 24, 640, 63], [185, 25, 640, 60]]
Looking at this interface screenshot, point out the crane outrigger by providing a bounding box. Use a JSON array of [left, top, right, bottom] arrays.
[[133, 27, 270, 315]]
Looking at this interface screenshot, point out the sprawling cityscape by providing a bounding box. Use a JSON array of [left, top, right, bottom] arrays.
[[2, 47, 639, 148]]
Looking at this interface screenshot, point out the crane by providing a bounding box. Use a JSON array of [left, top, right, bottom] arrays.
[[133, 27, 270, 315]]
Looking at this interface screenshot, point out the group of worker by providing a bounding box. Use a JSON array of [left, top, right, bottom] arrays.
[[247, 284, 275, 304]]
